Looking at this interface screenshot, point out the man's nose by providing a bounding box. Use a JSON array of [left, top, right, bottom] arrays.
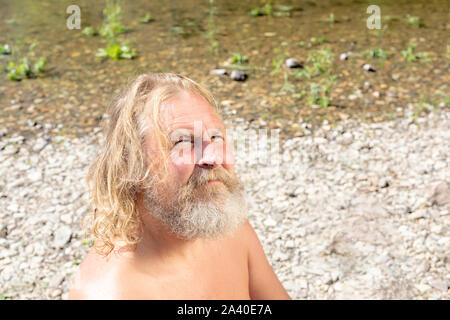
[[196, 143, 218, 169]]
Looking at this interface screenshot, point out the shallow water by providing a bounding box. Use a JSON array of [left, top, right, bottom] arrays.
[[0, 0, 448, 138]]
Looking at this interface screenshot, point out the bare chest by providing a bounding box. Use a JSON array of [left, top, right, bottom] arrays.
[[134, 241, 250, 299]]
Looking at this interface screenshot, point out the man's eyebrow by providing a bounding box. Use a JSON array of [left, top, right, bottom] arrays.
[[168, 127, 193, 136], [169, 127, 225, 135], [207, 128, 225, 136]]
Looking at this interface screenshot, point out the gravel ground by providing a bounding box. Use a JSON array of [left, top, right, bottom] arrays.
[[0, 107, 449, 300]]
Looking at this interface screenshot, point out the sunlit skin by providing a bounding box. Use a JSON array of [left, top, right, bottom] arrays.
[[68, 91, 291, 300]]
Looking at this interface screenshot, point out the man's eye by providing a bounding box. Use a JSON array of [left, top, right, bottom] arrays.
[[175, 138, 193, 145], [212, 135, 223, 141]]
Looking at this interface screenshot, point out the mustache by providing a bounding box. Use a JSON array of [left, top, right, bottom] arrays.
[[186, 166, 239, 192]]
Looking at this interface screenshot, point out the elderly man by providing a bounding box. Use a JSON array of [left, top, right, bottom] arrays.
[[69, 73, 290, 299]]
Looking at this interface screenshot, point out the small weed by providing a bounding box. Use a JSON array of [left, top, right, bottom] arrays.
[[250, 0, 273, 16], [306, 75, 336, 108], [210, 41, 219, 54], [0, 44, 11, 55], [5, 57, 46, 81], [280, 72, 296, 93], [294, 48, 334, 78], [401, 42, 430, 62], [250, 1, 292, 17], [96, 42, 137, 60], [271, 43, 288, 76], [447, 44, 450, 59], [310, 37, 327, 45], [137, 13, 153, 24], [206, 0, 219, 55], [297, 37, 327, 48], [82, 239, 95, 248], [365, 48, 390, 67], [406, 15, 425, 27], [99, 0, 127, 40], [232, 53, 248, 64], [82, 26, 98, 36], [365, 48, 389, 60], [324, 13, 335, 23]]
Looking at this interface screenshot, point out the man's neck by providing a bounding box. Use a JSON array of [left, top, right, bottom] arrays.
[[133, 194, 205, 262]]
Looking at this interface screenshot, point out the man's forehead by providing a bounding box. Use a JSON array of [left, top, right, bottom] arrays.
[[160, 92, 225, 133]]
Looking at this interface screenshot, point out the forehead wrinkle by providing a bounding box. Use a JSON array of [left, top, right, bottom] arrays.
[[164, 112, 225, 134], [160, 92, 224, 135]]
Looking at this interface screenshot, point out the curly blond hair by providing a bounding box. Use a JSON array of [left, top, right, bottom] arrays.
[[85, 73, 218, 256]]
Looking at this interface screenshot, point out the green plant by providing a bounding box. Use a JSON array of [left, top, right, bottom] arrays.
[[365, 48, 389, 60], [250, 2, 293, 17], [310, 37, 327, 45], [99, 0, 127, 40], [82, 239, 95, 247], [271, 43, 287, 76], [33, 57, 46, 73], [137, 13, 153, 24], [5, 57, 46, 81], [206, 0, 219, 55], [365, 48, 390, 67], [232, 53, 248, 64], [406, 15, 425, 27], [401, 42, 429, 62], [250, 0, 273, 16], [96, 42, 137, 60], [82, 26, 98, 36], [280, 72, 295, 93], [306, 75, 336, 107], [294, 48, 334, 79], [0, 44, 11, 55], [324, 13, 335, 23], [447, 44, 450, 59]]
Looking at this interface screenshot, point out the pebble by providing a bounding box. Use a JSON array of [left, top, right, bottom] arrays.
[[429, 181, 450, 206], [362, 64, 376, 72], [378, 178, 389, 188], [53, 226, 72, 248], [264, 217, 277, 227], [285, 58, 302, 68], [285, 240, 295, 248], [230, 70, 247, 81], [210, 69, 227, 76], [0, 109, 449, 300], [339, 53, 349, 61]]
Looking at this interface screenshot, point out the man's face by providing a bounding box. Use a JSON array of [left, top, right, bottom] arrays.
[[142, 90, 247, 239]]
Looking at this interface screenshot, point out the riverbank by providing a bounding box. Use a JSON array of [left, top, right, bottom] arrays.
[[0, 105, 448, 299]]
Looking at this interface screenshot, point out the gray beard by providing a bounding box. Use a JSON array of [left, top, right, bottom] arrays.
[[143, 184, 248, 239]]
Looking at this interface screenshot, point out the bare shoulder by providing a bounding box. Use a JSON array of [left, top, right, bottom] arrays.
[[68, 244, 137, 300], [237, 219, 291, 299], [231, 219, 262, 251]]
